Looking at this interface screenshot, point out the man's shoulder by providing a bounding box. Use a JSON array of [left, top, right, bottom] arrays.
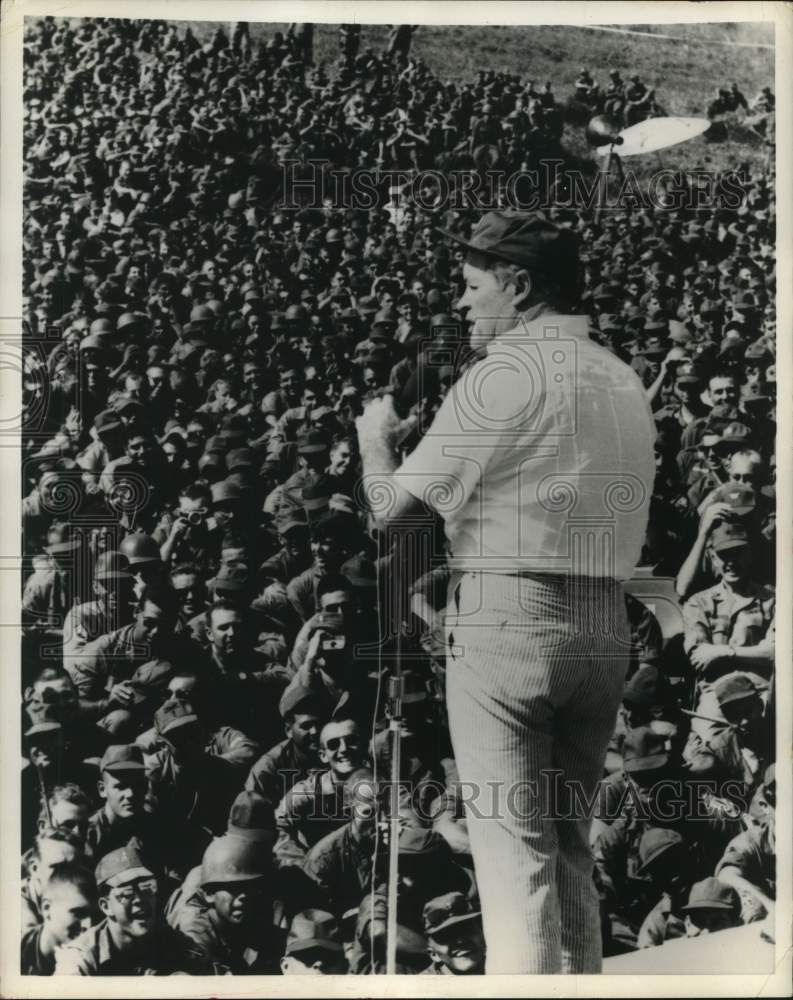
[[253, 737, 290, 769], [54, 922, 103, 973], [281, 771, 323, 809], [306, 819, 348, 860], [684, 581, 722, 609]]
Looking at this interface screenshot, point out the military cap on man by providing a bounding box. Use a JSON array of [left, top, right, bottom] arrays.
[[622, 727, 671, 773], [226, 448, 256, 471], [713, 673, 758, 707], [438, 210, 579, 274], [715, 422, 752, 449], [285, 909, 344, 956], [94, 550, 133, 580], [155, 699, 199, 736], [210, 561, 252, 594], [637, 827, 685, 874], [707, 483, 756, 516], [99, 743, 146, 773], [95, 844, 154, 889], [340, 554, 377, 589], [45, 522, 80, 555], [744, 341, 773, 364], [598, 313, 623, 334], [24, 703, 63, 741], [709, 521, 750, 554], [674, 361, 701, 384], [227, 790, 277, 842], [297, 429, 330, 455], [398, 827, 451, 861], [279, 683, 324, 720], [211, 480, 242, 505], [622, 665, 671, 709], [423, 892, 481, 939], [741, 382, 771, 404], [682, 877, 739, 912], [302, 475, 334, 512]]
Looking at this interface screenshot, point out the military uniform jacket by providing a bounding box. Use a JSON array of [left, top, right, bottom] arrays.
[[53, 919, 204, 974], [683, 579, 775, 673]]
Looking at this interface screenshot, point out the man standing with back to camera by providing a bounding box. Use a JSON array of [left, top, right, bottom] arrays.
[[357, 210, 656, 973]]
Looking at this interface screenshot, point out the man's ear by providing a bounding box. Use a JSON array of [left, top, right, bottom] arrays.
[[280, 956, 292, 974], [98, 778, 107, 801], [98, 895, 111, 918], [509, 268, 532, 309], [319, 747, 329, 766]]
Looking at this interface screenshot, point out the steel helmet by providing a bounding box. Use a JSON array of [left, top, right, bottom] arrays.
[[119, 532, 161, 566], [116, 311, 145, 333], [89, 317, 114, 337], [284, 303, 309, 323], [200, 834, 271, 888], [190, 304, 215, 325]]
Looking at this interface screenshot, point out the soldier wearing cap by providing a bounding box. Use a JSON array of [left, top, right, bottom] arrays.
[[22, 521, 84, 639], [55, 844, 199, 974], [352, 825, 474, 973], [701, 673, 770, 794], [258, 514, 311, 585], [680, 369, 740, 453], [281, 908, 348, 974], [634, 827, 700, 948], [683, 521, 774, 697], [66, 582, 205, 730], [286, 511, 358, 623], [680, 877, 741, 937], [202, 597, 291, 741], [87, 744, 157, 864], [422, 892, 485, 974], [654, 360, 705, 433], [245, 685, 326, 805], [62, 551, 135, 660], [357, 209, 655, 973], [146, 691, 263, 863]]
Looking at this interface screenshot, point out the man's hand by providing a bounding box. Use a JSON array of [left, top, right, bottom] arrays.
[[690, 643, 733, 673], [109, 680, 135, 707], [355, 394, 418, 453], [699, 501, 734, 533], [303, 628, 326, 675], [170, 516, 189, 540]]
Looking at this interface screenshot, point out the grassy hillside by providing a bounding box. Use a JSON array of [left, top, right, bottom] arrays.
[[172, 18, 774, 176], [52, 15, 775, 177]]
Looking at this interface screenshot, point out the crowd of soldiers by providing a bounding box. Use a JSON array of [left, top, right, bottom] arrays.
[[21, 16, 775, 976]]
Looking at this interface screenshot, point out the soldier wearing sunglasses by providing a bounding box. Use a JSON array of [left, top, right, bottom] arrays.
[[274, 718, 368, 868]]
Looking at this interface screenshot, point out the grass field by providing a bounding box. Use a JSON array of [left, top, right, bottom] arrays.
[[173, 17, 775, 177], [53, 15, 775, 177]]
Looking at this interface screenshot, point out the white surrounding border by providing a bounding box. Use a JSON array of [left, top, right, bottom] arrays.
[[1, 2, 790, 998]]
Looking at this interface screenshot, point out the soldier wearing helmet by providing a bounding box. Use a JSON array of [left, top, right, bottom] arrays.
[[166, 834, 285, 973]]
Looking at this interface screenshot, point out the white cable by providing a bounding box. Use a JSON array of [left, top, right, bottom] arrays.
[[573, 23, 773, 50]]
